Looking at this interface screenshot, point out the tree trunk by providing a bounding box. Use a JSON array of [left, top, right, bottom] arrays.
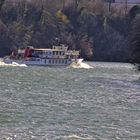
[[0, 0, 5, 11]]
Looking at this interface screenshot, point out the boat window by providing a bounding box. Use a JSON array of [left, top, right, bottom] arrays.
[[62, 60, 64, 64], [65, 60, 67, 64], [52, 59, 54, 64], [49, 59, 51, 64], [61, 52, 64, 55], [59, 60, 61, 64], [55, 59, 57, 64]]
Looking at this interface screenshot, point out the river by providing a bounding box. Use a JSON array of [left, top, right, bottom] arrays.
[[0, 62, 140, 140]]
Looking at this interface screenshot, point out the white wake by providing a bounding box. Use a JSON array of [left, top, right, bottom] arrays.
[[0, 60, 27, 67], [69, 62, 93, 69]]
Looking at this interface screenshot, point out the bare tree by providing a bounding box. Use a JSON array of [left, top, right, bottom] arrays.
[[125, 0, 128, 15], [109, 0, 112, 12], [0, 0, 5, 11]]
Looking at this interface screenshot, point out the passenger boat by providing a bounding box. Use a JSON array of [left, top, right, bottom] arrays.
[[3, 44, 83, 67]]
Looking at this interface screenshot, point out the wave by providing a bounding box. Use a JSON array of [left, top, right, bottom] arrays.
[[69, 62, 93, 69], [40, 133, 94, 140], [0, 60, 27, 67], [66, 134, 93, 140]]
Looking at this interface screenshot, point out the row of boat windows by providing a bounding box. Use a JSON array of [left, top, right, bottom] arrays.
[[48, 59, 68, 64], [53, 51, 64, 56], [35, 51, 65, 56]]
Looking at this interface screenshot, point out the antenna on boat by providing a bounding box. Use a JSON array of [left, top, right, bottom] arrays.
[[54, 37, 60, 45]]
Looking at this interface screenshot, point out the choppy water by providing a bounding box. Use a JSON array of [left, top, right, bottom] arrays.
[[0, 62, 140, 140]]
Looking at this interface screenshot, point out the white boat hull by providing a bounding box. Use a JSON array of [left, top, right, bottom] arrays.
[[3, 57, 83, 67]]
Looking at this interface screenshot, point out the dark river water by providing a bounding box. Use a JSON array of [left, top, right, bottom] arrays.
[[0, 62, 140, 140]]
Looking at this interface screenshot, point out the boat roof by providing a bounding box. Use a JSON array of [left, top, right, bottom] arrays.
[[33, 48, 52, 51], [33, 48, 66, 51]]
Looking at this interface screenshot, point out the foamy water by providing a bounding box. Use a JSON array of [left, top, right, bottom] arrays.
[[0, 60, 27, 67], [69, 62, 93, 69]]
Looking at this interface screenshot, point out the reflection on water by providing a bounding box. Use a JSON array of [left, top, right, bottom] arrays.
[[0, 62, 140, 140]]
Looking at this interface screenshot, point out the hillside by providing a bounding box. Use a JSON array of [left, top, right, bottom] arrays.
[[0, 0, 140, 62]]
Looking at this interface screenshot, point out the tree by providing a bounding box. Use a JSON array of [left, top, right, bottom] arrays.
[[8, 21, 33, 48], [0, 0, 5, 11], [80, 34, 93, 60], [0, 19, 12, 56], [0, 0, 132, 61], [129, 5, 140, 20], [130, 14, 140, 71]]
